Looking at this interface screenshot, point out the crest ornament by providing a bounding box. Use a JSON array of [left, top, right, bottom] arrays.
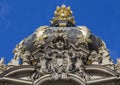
[[51, 4, 75, 25]]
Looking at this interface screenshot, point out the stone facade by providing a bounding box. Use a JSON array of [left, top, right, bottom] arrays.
[[0, 5, 120, 85]]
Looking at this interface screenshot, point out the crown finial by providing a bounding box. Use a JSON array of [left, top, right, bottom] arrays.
[[51, 4, 75, 25]]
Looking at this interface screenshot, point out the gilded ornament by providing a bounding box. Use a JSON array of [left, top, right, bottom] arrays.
[[51, 4, 75, 24]]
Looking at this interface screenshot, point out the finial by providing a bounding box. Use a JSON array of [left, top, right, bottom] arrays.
[[51, 4, 75, 24], [61, 4, 66, 8]]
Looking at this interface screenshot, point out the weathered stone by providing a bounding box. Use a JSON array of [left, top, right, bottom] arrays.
[[0, 5, 119, 85]]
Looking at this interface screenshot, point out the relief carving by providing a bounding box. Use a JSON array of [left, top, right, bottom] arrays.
[[11, 27, 113, 82], [30, 29, 91, 81]]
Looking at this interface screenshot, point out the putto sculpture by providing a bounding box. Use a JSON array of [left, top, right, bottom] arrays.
[[0, 4, 120, 85]]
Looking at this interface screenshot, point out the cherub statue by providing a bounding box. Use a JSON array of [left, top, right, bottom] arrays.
[[13, 40, 24, 60]]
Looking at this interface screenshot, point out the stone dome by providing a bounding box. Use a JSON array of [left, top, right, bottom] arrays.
[[11, 5, 112, 68]]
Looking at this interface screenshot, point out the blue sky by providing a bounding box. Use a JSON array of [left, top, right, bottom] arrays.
[[0, 0, 120, 63]]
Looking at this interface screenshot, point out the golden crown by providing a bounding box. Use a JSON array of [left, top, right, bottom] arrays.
[[51, 4, 75, 24]]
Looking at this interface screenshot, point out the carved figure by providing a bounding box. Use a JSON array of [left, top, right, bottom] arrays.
[[88, 50, 102, 65], [0, 57, 4, 66]]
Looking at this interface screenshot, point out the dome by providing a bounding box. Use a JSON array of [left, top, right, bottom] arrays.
[[11, 5, 113, 67]]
